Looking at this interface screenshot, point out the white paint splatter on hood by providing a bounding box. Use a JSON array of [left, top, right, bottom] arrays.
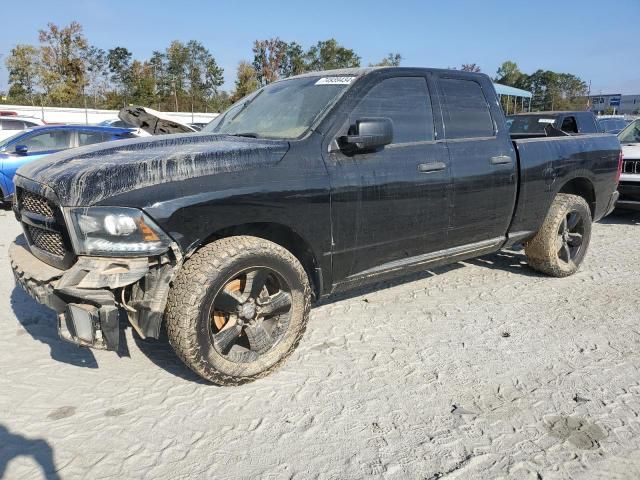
[[16, 133, 289, 206]]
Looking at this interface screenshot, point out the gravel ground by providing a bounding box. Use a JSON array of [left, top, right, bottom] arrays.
[[0, 208, 639, 480]]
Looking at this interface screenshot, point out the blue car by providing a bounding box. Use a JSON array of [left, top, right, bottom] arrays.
[[0, 125, 137, 202]]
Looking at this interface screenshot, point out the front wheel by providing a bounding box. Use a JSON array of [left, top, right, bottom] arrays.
[[165, 236, 311, 385], [525, 193, 592, 277]]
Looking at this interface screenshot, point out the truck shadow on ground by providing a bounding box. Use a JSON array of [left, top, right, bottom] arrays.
[[598, 209, 640, 226], [316, 247, 542, 307], [9, 284, 207, 383], [8, 233, 598, 383], [0, 424, 60, 480], [10, 287, 99, 369], [466, 249, 546, 277], [131, 329, 212, 385]]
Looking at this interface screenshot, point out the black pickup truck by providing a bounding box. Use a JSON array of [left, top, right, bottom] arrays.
[[10, 67, 622, 385], [507, 111, 602, 138]]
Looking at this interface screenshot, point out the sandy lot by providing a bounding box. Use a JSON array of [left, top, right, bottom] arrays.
[[0, 208, 639, 479]]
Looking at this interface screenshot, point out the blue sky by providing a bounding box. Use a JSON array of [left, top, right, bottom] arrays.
[[1, 0, 638, 94]]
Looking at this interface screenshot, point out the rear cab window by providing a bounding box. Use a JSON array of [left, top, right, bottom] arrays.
[[508, 115, 556, 134], [439, 78, 494, 139], [560, 116, 578, 133]]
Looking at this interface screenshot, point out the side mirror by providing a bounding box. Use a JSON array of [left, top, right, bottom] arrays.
[[339, 118, 393, 153], [15, 145, 29, 155]]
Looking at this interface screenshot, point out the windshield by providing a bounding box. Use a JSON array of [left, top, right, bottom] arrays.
[[203, 76, 354, 139], [507, 115, 557, 134], [0, 130, 30, 151], [618, 119, 640, 144]]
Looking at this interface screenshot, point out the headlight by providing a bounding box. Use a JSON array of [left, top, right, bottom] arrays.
[[65, 207, 173, 256]]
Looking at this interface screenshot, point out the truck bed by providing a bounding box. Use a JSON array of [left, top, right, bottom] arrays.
[[508, 133, 621, 240]]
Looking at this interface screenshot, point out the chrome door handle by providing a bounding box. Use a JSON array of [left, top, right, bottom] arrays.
[[490, 155, 513, 165], [418, 162, 446, 173]]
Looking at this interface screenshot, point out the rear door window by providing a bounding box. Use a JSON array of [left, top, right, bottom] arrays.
[[440, 78, 494, 139], [350, 76, 434, 143], [78, 131, 111, 146]]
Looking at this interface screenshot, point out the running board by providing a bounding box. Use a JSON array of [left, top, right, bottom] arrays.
[[332, 237, 505, 292]]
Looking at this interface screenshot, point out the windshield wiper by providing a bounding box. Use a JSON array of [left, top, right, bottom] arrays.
[[230, 132, 261, 138]]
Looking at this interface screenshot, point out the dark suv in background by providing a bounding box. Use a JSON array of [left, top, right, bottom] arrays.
[[507, 111, 602, 138]]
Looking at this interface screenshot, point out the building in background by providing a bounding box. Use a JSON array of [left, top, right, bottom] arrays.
[[620, 95, 640, 115], [589, 94, 640, 115]]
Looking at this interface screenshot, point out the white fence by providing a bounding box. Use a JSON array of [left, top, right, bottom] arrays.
[[0, 104, 219, 125]]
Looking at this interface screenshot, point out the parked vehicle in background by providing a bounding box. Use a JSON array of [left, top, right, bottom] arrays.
[[617, 119, 640, 210], [118, 106, 197, 135], [598, 116, 627, 134], [0, 116, 46, 142], [98, 118, 137, 129], [508, 111, 601, 138], [98, 118, 151, 137], [0, 125, 138, 202], [10, 67, 621, 385]]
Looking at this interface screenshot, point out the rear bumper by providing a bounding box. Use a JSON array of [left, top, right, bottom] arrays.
[[604, 190, 620, 216], [616, 181, 640, 211], [10, 235, 180, 351]]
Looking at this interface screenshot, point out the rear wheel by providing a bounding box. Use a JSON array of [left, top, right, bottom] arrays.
[[165, 236, 311, 385], [525, 193, 592, 277]]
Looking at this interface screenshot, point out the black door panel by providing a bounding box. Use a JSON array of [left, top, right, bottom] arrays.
[[324, 76, 452, 281], [328, 142, 450, 280], [437, 75, 517, 246]]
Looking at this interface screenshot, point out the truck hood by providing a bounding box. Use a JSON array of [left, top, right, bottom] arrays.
[[15, 133, 289, 206], [621, 143, 640, 160]]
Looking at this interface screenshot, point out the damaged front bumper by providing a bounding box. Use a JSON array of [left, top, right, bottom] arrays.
[[10, 235, 180, 351]]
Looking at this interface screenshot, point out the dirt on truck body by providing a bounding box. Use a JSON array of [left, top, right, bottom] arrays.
[[9, 67, 622, 385]]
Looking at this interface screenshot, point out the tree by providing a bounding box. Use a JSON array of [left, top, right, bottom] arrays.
[[370, 53, 402, 67], [210, 90, 232, 113], [252, 38, 289, 86], [129, 60, 156, 106], [520, 69, 587, 111], [148, 50, 168, 109], [232, 61, 259, 101], [185, 40, 224, 111], [84, 46, 108, 107], [38, 22, 89, 105], [107, 46, 133, 105], [305, 39, 360, 71], [281, 42, 306, 78], [461, 63, 481, 72], [495, 60, 523, 86], [165, 40, 190, 110], [5, 45, 40, 103]]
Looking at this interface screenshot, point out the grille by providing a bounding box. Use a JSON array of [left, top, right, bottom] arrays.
[[26, 225, 66, 257], [20, 191, 56, 217], [623, 160, 640, 175]]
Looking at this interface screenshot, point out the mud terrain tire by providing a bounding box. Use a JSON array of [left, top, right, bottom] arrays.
[[165, 236, 311, 385], [525, 193, 592, 277]]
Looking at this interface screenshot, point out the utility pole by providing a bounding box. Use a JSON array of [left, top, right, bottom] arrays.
[[172, 80, 178, 112], [83, 83, 89, 124]]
